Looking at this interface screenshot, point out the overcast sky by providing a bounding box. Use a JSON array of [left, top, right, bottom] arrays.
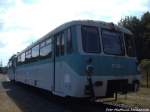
[[0, 0, 150, 66]]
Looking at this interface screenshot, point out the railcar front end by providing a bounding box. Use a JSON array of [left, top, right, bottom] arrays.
[[62, 22, 140, 98]]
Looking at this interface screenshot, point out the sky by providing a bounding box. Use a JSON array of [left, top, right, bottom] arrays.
[[0, 0, 150, 66]]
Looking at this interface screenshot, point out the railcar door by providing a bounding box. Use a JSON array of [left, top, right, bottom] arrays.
[[52, 36, 56, 92], [53, 32, 65, 96]]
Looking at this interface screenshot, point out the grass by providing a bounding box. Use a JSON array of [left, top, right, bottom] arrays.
[[103, 73, 150, 109], [113, 87, 150, 108], [141, 74, 150, 88], [101, 88, 150, 109], [113, 72, 150, 109], [102, 72, 150, 109]]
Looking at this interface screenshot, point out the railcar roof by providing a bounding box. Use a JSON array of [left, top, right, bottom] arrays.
[[17, 20, 132, 55]]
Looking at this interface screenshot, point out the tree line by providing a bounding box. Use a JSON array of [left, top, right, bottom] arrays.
[[118, 11, 150, 61]]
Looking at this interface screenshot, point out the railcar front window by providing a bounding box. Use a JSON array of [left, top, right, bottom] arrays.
[[124, 34, 136, 57], [102, 30, 123, 55], [81, 26, 100, 53]]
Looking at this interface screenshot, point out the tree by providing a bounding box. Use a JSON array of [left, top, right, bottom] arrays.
[[141, 12, 150, 59], [141, 11, 150, 31], [118, 16, 143, 60], [119, 16, 142, 34], [118, 11, 150, 60], [140, 59, 150, 88]]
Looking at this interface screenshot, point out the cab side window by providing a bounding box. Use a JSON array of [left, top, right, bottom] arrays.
[[66, 28, 73, 54], [60, 32, 65, 56], [124, 34, 136, 57], [55, 34, 61, 57]]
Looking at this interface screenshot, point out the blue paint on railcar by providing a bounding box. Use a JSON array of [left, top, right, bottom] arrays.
[[64, 54, 139, 76], [15, 52, 138, 77]]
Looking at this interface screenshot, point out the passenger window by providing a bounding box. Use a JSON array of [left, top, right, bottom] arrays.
[[40, 38, 52, 57], [40, 41, 45, 48], [25, 50, 31, 59], [66, 28, 72, 54], [21, 53, 25, 62], [32, 45, 39, 58], [46, 38, 52, 45], [17, 55, 21, 63]]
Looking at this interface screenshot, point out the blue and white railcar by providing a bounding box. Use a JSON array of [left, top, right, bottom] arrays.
[[7, 20, 140, 98]]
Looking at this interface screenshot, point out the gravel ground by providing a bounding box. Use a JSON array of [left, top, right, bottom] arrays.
[[1, 74, 149, 112], [0, 74, 106, 112]]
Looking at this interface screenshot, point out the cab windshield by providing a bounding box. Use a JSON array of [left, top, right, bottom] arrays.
[[102, 30, 124, 55], [81, 26, 101, 53]]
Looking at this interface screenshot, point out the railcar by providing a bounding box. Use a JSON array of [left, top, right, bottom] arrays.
[[8, 20, 140, 98]]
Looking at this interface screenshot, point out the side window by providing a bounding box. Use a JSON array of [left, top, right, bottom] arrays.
[[60, 32, 65, 56], [32, 45, 39, 58], [8, 61, 12, 68], [124, 34, 136, 57], [21, 53, 25, 62], [55, 34, 61, 57], [40, 41, 45, 48], [25, 50, 31, 59], [46, 38, 52, 57], [46, 38, 52, 44], [40, 41, 46, 56], [7, 62, 9, 68], [40, 38, 52, 58], [17, 55, 21, 63], [66, 28, 73, 54]]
